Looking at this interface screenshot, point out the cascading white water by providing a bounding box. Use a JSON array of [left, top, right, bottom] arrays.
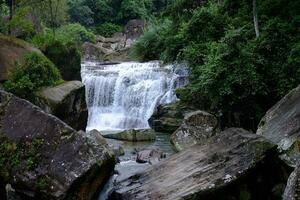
[[81, 61, 188, 132]]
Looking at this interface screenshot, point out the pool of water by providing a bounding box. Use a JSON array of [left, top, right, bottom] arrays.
[[98, 132, 175, 200]]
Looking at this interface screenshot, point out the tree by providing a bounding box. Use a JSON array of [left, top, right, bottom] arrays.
[[253, 0, 259, 37], [68, 0, 94, 26], [19, 0, 68, 31]]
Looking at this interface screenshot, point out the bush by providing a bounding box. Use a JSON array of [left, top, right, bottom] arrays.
[[130, 25, 161, 61], [94, 22, 122, 37], [43, 40, 81, 80], [56, 23, 96, 43], [4, 53, 62, 101], [9, 7, 35, 39], [30, 23, 96, 46]]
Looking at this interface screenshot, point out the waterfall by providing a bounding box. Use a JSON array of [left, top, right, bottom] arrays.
[[81, 61, 188, 132]]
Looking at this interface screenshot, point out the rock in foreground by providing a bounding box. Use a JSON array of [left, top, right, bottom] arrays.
[[36, 81, 88, 130], [111, 128, 285, 200], [257, 85, 300, 166], [149, 102, 195, 133], [170, 110, 218, 151], [103, 129, 156, 141], [283, 163, 300, 200], [0, 90, 115, 200]]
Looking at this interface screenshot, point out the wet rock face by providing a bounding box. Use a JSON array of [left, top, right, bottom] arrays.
[[103, 129, 156, 142], [171, 111, 218, 151], [283, 163, 300, 200], [257, 85, 300, 166], [149, 103, 195, 133], [0, 90, 115, 200], [36, 81, 88, 130], [110, 128, 286, 200]]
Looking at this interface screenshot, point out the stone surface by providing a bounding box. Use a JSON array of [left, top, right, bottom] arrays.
[[110, 128, 285, 200], [171, 110, 218, 151], [283, 163, 300, 200], [82, 20, 146, 62], [136, 149, 165, 165], [124, 19, 146, 40], [0, 34, 42, 81], [103, 129, 156, 142], [257, 85, 300, 166], [36, 81, 88, 130], [149, 102, 195, 133], [0, 90, 115, 200]]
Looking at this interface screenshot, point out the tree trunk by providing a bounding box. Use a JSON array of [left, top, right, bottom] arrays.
[[7, 0, 14, 34], [253, 0, 259, 37]]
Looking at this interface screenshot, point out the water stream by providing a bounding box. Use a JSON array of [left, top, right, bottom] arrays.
[[81, 61, 188, 199]]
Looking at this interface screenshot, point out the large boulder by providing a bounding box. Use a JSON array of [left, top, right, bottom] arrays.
[[110, 128, 286, 200], [103, 129, 156, 142], [149, 102, 195, 133], [283, 163, 300, 200], [0, 34, 42, 82], [36, 81, 88, 130], [257, 85, 300, 166], [0, 90, 115, 199], [136, 149, 166, 165], [82, 41, 130, 62], [170, 111, 218, 151]]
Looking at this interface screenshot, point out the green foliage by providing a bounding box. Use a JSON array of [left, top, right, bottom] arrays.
[[30, 23, 96, 46], [42, 39, 81, 80], [130, 24, 162, 61], [0, 3, 8, 34], [68, 0, 94, 26], [94, 22, 122, 37], [9, 6, 35, 39], [117, 0, 153, 23], [133, 0, 300, 130], [4, 53, 61, 101], [68, 0, 171, 26], [36, 176, 49, 190], [20, 0, 69, 28], [56, 23, 96, 43]]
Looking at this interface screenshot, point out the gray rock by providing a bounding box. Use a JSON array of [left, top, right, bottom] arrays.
[[110, 128, 281, 200], [103, 129, 156, 142], [149, 102, 195, 133], [171, 110, 218, 151], [36, 81, 88, 130], [283, 163, 300, 200], [136, 149, 165, 164], [0, 90, 115, 200], [257, 85, 300, 166], [124, 19, 146, 40]]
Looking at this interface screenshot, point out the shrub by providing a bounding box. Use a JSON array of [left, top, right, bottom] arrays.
[[9, 6, 35, 39], [43, 40, 81, 80], [56, 23, 96, 43], [94, 22, 122, 37], [130, 25, 161, 61], [4, 53, 62, 101]]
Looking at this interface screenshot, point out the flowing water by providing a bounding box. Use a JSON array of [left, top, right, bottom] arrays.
[[81, 61, 188, 132], [81, 61, 188, 199]]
